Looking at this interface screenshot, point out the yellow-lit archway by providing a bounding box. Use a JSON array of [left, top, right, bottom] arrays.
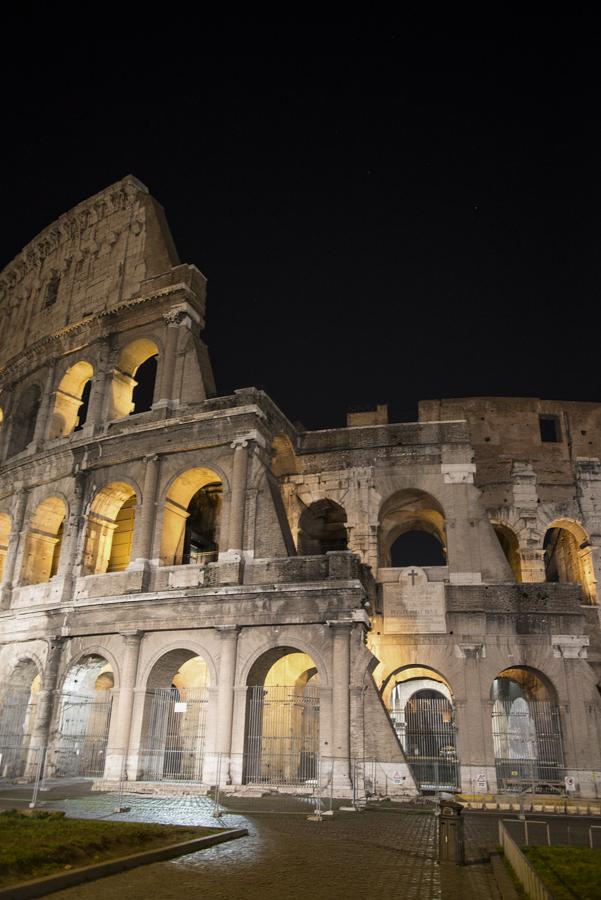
[[20, 497, 66, 585], [543, 518, 596, 603], [83, 483, 137, 574], [160, 468, 223, 566], [48, 361, 94, 438], [110, 339, 159, 419]]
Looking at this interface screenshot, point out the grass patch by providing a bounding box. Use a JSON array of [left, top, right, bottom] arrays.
[[0, 809, 220, 887], [522, 845, 601, 900]]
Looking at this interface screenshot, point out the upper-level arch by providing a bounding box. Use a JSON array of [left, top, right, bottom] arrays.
[[160, 467, 223, 566], [379, 489, 447, 568], [543, 517, 596, 603], [110, 338, 159, 419], [297, 498, 347, 555], [48, 360, 94, 439], [20, 496, 67, 585], [83, 482, 137, 574], [492, 520, 522, 582]]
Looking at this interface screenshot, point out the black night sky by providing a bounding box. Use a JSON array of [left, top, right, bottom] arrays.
[[1, 34, 599, 430]]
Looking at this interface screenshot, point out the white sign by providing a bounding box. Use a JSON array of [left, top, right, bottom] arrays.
[[475, 773, 488, 793], [383, 567, 446, 634], [392, 771, 402, 785], [565, 776, 576, 793], [174, 702, 187, 713]]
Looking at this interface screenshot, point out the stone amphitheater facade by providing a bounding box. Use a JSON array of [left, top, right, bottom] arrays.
[[0, 175, 600, 798]]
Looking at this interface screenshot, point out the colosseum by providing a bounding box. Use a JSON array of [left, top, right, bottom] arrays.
[[0, 175, 600, 800]]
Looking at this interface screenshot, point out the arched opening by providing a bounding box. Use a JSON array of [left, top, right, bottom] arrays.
[[384, 666, 458, 792], [110, 339, 159, 419], [491, 667, 564, 792], [0, 660, 40, 778], [297, 499, 347, 555], [379, 489, 447, 568], [20, 497, 66, 585], [55, 655, 113, 777], [6, 384, 41, 457], [160, 468, 223, 566], [493, 523, 522, 582], [0, 513, 11, 584], [244, 647, 320, 786], [543, 520, 596, 603], [83, 483, 137, 575], [139, 650, 210, 783], [48, 361, 94, 439]]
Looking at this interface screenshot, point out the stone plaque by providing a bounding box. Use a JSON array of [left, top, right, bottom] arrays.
[[383, 567, 446, 634]]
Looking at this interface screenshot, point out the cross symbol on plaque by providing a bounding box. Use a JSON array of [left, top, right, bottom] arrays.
[[407, 569, 419, 586]]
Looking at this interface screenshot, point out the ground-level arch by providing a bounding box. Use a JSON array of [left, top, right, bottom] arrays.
[[244, 647, 320, 787]]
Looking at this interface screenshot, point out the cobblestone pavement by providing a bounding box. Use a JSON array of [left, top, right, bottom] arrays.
[[20, 792, 502, 900]]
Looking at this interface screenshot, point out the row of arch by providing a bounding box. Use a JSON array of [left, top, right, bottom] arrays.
[[299, 492, 597, 599], [0, 645, 320, 786], [0, 648, 566, 792], [385, 663, 564, 791], [0, 466, 223, 587], [3, 338, 160, 458]]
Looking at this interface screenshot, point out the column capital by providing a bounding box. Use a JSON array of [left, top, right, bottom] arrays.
[[216, 625, 241, 639], [143, 453, 160, 465], [121, 629, 143, 643], [231, 430, 268, 451]]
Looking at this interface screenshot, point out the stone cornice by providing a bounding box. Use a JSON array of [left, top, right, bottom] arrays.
[[0, 176, 147, 302]]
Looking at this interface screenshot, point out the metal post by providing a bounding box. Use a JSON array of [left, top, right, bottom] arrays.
[[28, 746, 47, 809], [212, 752, 223, 818]]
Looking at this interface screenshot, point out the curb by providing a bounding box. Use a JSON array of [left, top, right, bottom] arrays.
[[0, 827, 248, 899]]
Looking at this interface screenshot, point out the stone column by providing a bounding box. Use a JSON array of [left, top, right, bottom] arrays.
[[84, 341, 111, 432], [31, 360, 57, 449], [227, 438, 250, 555], [27, 637, 65, 775], [58, 473, 87, 601], [131, 455, 160, 564], [1, 490, 28, 608], [329, 621, 352, 790], [154, 309, 187, 408], [105, 631, 143, 780], [211, 626, 240, 784]]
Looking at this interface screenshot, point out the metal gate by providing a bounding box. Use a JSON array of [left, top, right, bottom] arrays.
[[54, 692, 113, 777], [139, 687, 208, 782], [0, 689, 38, 778], [492, 699, 565, 791], [390, 697, 459, 791], [244, 685, 320, 786]]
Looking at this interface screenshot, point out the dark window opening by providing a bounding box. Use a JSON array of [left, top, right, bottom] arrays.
[[131, 355, 158, 414], [183, 482, 222, 563], [44, 274, 60, 308], [390, 531, 446, 567], [539, 415, 561, 443], [73, 380, 92, 432], [298, 499, 347, 555]]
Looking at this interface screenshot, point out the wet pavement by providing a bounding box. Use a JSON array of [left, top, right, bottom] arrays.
[[0, 784, 504, 899]]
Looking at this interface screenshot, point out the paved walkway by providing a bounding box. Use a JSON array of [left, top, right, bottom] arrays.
[[0, 788, 503, 900]]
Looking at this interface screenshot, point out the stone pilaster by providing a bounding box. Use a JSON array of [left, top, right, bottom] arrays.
[[1, 490, 28, 608], [27, 637, 65, 774], [131, 455, 160, 564], [105, 631, 143, 779], [208, 625, 240, 784], [329, 620, 352, 789]]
